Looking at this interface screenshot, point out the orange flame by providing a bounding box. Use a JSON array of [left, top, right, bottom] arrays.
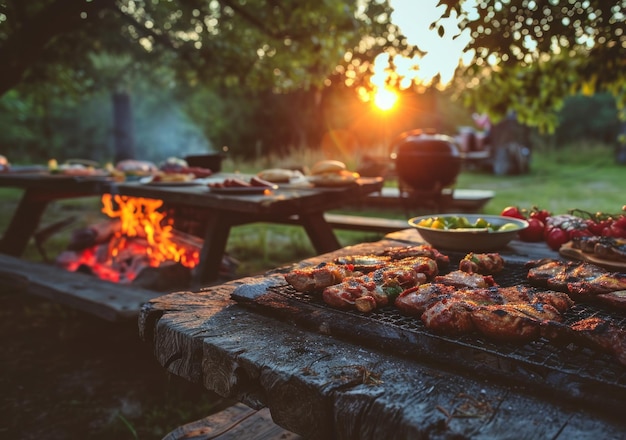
[[101, 194, 199, 270]]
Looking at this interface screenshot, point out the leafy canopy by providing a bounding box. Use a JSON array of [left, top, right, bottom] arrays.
[[0, 0, 624, 134]]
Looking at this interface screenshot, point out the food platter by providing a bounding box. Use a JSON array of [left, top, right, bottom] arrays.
[[139, 176, 203, 186], [559, 242, 626, 271]]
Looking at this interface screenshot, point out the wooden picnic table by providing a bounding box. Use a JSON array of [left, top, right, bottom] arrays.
[[139, 228, 626, 439], [112, 174, 384, 285], [0, 172, 111, 256]]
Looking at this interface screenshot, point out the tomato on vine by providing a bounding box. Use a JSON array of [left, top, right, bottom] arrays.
[[500, 206, 526, 220]]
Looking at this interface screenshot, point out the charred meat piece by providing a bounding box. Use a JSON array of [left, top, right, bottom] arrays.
[[390, 256, 439, 279], [471, 302, 562, 343], [333, 254, 391, 272], [526, 259, 570, 287], [284, 262, 355, 292], [547, 262, 608, 291], [570, 235, 607, 253], [529, 290, 574, 313], [568, 272, 626, 296], [596, 290, 626, 310], [571, 317, 626, 366], [594, 238, 626, 261], [379, 245, 450, 269], [394, 283, 457, 316], [323, 264, 429, 312], [459, 253, 504, 275], [322, 276, 384, 312], [421, 297, 477, 336], [434, 270, 497, 289]]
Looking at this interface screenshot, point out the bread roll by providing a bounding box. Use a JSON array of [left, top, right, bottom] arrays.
[[257, 168, 294, 183], [310, 160, 346, 176]]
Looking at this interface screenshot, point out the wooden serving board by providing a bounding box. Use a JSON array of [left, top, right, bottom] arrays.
[[559, 242, 626, 271]]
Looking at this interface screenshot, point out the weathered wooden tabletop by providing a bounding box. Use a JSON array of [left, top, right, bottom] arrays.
[[139, 229, 626, 439]]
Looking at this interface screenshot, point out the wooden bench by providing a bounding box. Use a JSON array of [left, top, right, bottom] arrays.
[[281, 213, 409, 234], [323, 213, 409, 233], [163, 403, 301, 440], [0, 253, 160, 321]]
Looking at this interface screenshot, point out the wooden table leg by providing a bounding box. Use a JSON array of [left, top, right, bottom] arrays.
[[298, 212, 341, 254], [193, 213, 232, 287], [0, 189, 49, 257]]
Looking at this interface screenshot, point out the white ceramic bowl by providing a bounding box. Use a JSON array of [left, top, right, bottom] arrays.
[[408, 214, 528, 252]]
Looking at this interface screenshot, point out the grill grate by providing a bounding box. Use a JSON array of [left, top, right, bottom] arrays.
[[267, 253, 626, 393]]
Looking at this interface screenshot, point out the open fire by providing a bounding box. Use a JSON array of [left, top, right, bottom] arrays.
[[56, 195, 205, 288]]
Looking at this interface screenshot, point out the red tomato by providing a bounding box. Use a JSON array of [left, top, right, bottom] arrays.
[[518, 218, 545, 242], [529, 208, 551, 223], [545, 227, 569, 250], [501, 206, 526, 220], [586, 218, 611, 236], [568, 227, 592, 240], [613, 215, 626, 230], [603, 223, 626, 238]]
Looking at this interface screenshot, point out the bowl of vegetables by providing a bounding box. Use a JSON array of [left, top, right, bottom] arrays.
[[408, 214, 528, 252]]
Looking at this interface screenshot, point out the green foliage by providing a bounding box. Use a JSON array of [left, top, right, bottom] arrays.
[[441, 0, 626, 131]]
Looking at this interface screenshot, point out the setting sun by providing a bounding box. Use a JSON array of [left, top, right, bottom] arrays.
[[373, 87, 398, 111]]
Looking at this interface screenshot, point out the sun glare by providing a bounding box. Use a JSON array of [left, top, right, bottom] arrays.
[[373, 87, 398, 111]]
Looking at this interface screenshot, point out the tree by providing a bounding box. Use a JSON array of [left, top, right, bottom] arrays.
[[437, 0, 626, 132]]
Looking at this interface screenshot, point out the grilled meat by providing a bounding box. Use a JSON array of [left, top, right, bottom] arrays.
[[570, 317, 626, 366], [421, 297, 477, 336], [333, 254, 391, 272], [526, 259, 570, 286], [571, 235, 626, 261], [596, 290, 626, 310], [594, 238, 626, 261], [284, 262, 355, 292], [471, 302, 562, 343], [434, 270, 497, 289], [379, 245, 450, 268], [568, 272, 626, 296], [546, 262, 608, 291], [322, 276, 384, 312], [459, 252, 504, 275], [323, 264, 428, 312], [394, 283, 457, 316]]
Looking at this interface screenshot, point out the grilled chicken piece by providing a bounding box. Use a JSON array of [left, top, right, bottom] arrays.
[[471, 302, 562, 343], [459, 253, 504, 275], [529, 290, 574, 313], [526, 259, 570, 287], [434, 270, 497, 289], [284, 262, 355, 292], [322, 276, 383, 312], [379, 245, 450, 268], [547, 262, 608, 291], [421, 298, 477, 335], [594, 238, 626, 261], [323, 265, 428, 312], [570, 317, 626, 366], [596, 290, 626, 310], [333, 254, 391, 272], [568, 272, 626, 296], [392, 256, 439, 279], [394, 283, 457, 316]]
